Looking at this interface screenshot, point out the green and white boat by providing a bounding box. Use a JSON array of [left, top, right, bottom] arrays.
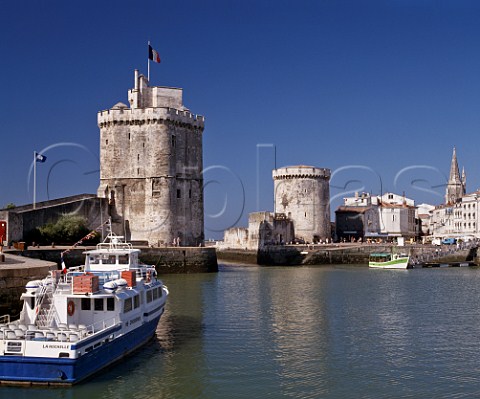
[[368, 251, 410, 269]]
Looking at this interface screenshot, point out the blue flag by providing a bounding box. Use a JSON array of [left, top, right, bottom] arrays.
[[35, 152, 47, 163]]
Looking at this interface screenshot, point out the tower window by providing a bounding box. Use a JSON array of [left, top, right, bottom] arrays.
[[172, 135, 176, 148], [137, 168, 140, 175], [106, 139, 108, 145], [189, 189, 192, 198], [137, 154, 140, 161], [177, 189, 181, 198]]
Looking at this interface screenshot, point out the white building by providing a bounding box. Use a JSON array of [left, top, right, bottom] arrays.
[[336, 192, 418, 240], [431, 191, 479, 238]]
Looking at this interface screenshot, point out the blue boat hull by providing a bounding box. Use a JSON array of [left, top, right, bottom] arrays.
[[0, 316, 161, 385]]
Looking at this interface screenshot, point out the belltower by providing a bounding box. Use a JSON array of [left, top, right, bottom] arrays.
[[445, 147, 466, 204]]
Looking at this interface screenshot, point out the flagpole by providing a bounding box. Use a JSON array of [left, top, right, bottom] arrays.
[[147, 40, 151, 82], [33, 151, 36, 210]]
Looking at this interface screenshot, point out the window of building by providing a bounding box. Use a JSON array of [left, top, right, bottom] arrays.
[[189, 189, 192, 199], [94, 298, 104, 311], [177, 189, 181, 198], [171, 135, 176, 147], [106, 139, 108, 145]]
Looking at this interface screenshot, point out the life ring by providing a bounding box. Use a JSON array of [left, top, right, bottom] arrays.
[[67, 300, 75, 316]]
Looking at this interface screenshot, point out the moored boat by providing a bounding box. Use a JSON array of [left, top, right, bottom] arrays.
[[0, 229, 168, 385], [369, 251, 410, 269]]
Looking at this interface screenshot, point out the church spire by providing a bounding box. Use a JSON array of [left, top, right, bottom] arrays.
[[448, 147, 461, 183], [445, 146, 466, 204]]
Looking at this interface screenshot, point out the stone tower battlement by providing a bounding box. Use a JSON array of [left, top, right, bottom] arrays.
[[273, 165, 331, 243], [98, 106, 205, 129], [97, 70, 205, 246], [272, 166, 331, 180]]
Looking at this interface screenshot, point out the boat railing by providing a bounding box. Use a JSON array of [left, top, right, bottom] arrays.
[[1, 316, 121, 343], [96, 240, 133, 251], [87, 316, 119, 335], [0, 315, 10, 327]]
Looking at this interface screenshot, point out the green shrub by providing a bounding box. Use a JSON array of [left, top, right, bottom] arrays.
[[34, 215, 99, 245]]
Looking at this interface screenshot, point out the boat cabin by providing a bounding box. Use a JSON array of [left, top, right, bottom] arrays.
[[369, 253, 392, 263]]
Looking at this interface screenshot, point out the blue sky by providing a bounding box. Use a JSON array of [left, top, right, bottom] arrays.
[[1, 0, 480, 239]]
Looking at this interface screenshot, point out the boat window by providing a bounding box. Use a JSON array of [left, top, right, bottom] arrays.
[[89, 256, 99, 264], [94, 298, 104, 311], [118, 255, 129, 265], [107, 297, 115, 311], [146, 290, 153, 303], [134, 295, 140, 309], [29, 297, 35, 309], [153, 288, 159, 300], [81, 298, 91, 311], [103, 255, 117, 265], [124, 298, 133, 313], [158, 287, 163, 298]]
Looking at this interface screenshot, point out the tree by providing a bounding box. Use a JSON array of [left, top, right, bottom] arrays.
[[37, 214, 98, 245]]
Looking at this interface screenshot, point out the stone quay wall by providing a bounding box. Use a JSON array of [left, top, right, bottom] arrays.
[[218, 244, 478, 266], [8, 246, 218, 274], [0, 254, 57, 317]]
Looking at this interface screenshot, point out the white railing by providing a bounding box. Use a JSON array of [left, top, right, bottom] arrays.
[[0, 315, 10, 326]]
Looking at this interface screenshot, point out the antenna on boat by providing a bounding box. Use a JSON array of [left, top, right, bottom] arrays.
[[104, 218, 112, 242]]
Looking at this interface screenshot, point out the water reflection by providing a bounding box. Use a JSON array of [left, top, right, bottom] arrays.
[[3, 267, 480, 399]]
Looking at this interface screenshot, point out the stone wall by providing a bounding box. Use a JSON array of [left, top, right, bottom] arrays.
[[12, 246, 218, 274], [0, 256, 57, 316], [0, 195, 109, 244]]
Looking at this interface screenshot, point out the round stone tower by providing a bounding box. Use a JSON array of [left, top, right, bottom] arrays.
[[97, 70, 205, 246], [272, 165, 331, 243]]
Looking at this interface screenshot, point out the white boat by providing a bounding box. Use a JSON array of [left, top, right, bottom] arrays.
[[368, 251, 410, 269], [0, 230, 168, 385]]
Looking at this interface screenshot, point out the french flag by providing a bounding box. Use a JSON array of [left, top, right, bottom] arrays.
[[148, 44, 161, 63]]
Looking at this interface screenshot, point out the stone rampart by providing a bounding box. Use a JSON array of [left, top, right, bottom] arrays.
[[98, 107, 205, 130]]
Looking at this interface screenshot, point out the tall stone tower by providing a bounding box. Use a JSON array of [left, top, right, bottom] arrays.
[[272, 165, 331, 243], [97, 70, 205, 246], [445, 147, 466, 204]]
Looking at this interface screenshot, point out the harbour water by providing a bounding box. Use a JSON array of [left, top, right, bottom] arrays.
[[3, 264, 480, 398]]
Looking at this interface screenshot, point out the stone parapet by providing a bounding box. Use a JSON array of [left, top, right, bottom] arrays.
[[98, 107, 204, 130], [273, 166, 331, 180]]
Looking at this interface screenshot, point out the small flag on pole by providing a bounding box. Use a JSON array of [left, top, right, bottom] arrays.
[[148, 44, 161, 63], [61, 255, 67, 274], [35, 152, 47, 163]]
